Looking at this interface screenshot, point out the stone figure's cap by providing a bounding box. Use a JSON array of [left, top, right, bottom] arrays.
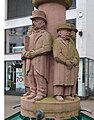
[[30, 10, 47, 23], [57, 23, 78, 33], [68, 24, 78, 33]]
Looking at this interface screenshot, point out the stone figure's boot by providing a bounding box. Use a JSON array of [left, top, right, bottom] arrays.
[[34, 95, 44, 100], [35, 74, 47, 101], [55, 95, 64, 102], [27, 75, 37, 99], [26, 93, 36, 99], [74, 93, 78, 97], [65, 96, 74, 100], [23, 91, 31, 96]]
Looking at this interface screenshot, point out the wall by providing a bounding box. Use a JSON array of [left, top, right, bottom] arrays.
[[86, 0, 94, 59], [5, 17, 31, 29], [76, 0, 87, 58]]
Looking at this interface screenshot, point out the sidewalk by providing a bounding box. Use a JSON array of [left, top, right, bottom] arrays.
[[80, 100, 94, 119], [4, 95, 94, 119], [4, 95, 21, 119]]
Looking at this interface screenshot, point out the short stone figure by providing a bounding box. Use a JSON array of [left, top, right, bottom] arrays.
[[53, 23, 79, 102], [67, 23, 79, 97], [68, 23, 78, 44], [21, 10, 52, 100]]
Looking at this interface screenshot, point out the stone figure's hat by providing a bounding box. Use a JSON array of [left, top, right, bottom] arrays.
[[57, 23, 78, 33], [68, 24, 78, 33], [30, 10, 47, 23]]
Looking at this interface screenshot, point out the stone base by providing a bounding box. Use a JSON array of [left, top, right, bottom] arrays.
[[21, 96, 80, 120]]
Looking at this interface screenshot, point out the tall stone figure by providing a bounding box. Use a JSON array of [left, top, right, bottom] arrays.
[[53, 23, 79, 101], [22, 10, 52, 100]]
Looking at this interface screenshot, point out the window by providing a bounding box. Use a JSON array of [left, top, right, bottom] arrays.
[[7, 0, 34, 19], [66, 19, 76, 25], [69, 0, 76, 9], [89, 59, 94, 91], [81, 58, 94, 96], [5, 61, 25, 92], [5, 26, 29, 54], [9, 43, 16, 53]]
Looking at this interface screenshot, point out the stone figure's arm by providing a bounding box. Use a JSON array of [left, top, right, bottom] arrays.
[[26, 33, 52, 58], [53, 40, 68, 64], [72, 49, 79, 66], [21, 35, 30, 59], [21, 49, 27, 60], [24, 35, 30, 51], [70, 39, 79, 66]]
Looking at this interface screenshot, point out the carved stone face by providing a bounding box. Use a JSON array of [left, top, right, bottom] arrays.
[[58, 29, 71, 40], [32, 18, 46, 30]]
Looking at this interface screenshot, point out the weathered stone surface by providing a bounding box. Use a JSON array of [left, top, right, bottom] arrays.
[[21, 96, 80, 120], [32, 0, 72, 9]]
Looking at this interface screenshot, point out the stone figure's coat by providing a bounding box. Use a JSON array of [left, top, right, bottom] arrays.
[[53, 37, 79, 86]]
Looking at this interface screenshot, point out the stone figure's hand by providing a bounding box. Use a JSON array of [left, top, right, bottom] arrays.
[[25, 51, 33, 58], [71, 58, 78, 66], [66, 60, 73, 69], [66, 60, 72, 66], [21, 50, 27, 60], [21, 55, 25, 60]]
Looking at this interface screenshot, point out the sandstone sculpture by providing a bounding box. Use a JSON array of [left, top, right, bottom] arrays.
[[22, 10, 52, 100], [53, 23, 79, 101], [21, 1, 80, 119]]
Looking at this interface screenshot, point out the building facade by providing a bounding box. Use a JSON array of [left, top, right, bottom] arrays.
[[4, 0, 94, 97]]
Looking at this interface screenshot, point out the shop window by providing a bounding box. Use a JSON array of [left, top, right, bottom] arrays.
[[81, 58, 94, 96], [89, 59, 94, 91], [82, 59, 86, 84], [83, 58, 91, 96], [7, 0, 34, 19], [5, 61, 25, 93], [5, 26, 29, 54]]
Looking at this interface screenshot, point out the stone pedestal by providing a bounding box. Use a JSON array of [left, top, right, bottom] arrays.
[[21, 97, 80, 120]]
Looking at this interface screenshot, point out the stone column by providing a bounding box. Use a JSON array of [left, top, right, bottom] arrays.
[[39, 3, 66, 39], [32, 0, 72, 38], [32, 0, 72, 95]]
